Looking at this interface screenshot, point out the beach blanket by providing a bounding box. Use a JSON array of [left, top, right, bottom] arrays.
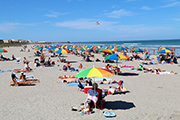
[[118, 60, 126, 63], [13, 69, 33, 73], [48, 65, 59, 67], [0, 70, 12, 73], [153, 72, 177, 75], [98, 82, 118, 85], [121, 65, 134, 68], [93, 77, 112, 81], [60, 81, 86, 86]]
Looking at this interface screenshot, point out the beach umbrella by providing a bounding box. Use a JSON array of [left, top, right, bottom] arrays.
[[75, 67, 113, 78], [105, 54, 129, 60], [0, 48, 8, 52], [99, 49, 113, 54], [55, 49, 68, 54], [131, 48, 143, 52], [117, 47, 125, 51], [157, 49, 173, 54], [34, 47, 43, 51], [158, 47, 171, 51]]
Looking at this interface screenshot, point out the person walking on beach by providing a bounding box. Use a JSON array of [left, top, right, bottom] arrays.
[[40, 54, 46, 66]]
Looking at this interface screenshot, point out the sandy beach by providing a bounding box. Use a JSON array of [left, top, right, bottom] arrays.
[[0, 45, 180, 120]]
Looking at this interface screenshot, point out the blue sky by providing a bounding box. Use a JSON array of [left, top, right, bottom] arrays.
[[0, 0, 180, 42]]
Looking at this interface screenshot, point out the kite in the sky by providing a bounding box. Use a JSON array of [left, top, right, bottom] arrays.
[[96, 22, 100, 25]]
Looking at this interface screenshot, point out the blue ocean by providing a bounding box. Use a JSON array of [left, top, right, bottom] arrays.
[[71, 39, 180, 55]]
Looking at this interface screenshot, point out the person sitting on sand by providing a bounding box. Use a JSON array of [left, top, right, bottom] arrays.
[[85, 56, 93, 62], [86, 83, 103, 111], [40, 54, 46, 66], [12, 54, 16, 60], [99, 78, 118, 84], [24, 61, 33, 71], [79, 63, 83, 69], [51, 52, 57, 57], [65, 62, 71, 69], [137, 62, 147, 71], [20, 72, 27, 81], [105, 64, 116, 74], [45, 57, 51, 66], [23, 57, 28, 64]]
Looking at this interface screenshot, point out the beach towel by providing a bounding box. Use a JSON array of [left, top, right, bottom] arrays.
[[0, 70, 11, 73], [98, 82, 118, 85], [121, 65, 134, 68], [153, 72, 177, 75], [61, 81, 86, 86], [13, 69, 33, 73], [93, 77, 112, 81], [117, 60, 126, 63]]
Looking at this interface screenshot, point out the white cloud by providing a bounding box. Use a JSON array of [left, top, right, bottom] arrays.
[[141, 6, 151, 10], [116, 25, 173, 34], [106, 9, 132, 18], [0, 22, 20, 33], [173, 18, 180, 21], [112, 5, 118, 8], [45, 11, 69, 18], [55, 19, 117, 30], [54, 19, 173, 36], [161, 2, 180, 8]]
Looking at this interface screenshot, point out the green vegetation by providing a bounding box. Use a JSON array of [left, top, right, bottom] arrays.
[[0, 43, 28, 48]]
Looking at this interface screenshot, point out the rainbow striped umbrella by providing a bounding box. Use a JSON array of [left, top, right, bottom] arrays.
[[158, 47, 171, 51], [34, 47, 43, 51], [55, 49, 68, 54], [157, 49, 173, 53], [117, 47, 125, 51], [131, 48, 143, 52], [105, 54, 129, 60], [99, 49, 113, 54], [75, 67, 113, 78], [0, 48, 8, 52]]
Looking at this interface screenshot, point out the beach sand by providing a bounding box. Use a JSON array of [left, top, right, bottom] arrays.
[[0, 45, 180, 120]]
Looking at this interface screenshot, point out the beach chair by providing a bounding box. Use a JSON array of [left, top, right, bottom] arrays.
[[89, 89, 105, 110]]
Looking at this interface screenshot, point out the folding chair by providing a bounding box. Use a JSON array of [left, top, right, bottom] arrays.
[[89, 89, 105, 110], [78, 80, 84, 91]]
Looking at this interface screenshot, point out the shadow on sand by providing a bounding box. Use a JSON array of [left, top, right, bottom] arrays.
[[68, 61, 78, 63], [118, 72, 139, 76], [104, 100, 135, 110]]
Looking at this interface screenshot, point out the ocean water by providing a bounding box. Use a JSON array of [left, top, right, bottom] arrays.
[[71, 39, 180, 55]]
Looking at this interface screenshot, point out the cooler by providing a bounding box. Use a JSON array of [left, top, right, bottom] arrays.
[[84, 86, 92, 93]]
